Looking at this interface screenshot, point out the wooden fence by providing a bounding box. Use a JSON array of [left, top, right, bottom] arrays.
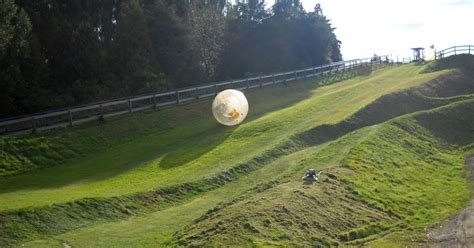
[[0, 55, 392, 135], [435, 45, 473, 60]]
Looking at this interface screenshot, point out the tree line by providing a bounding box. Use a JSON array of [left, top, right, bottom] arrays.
[[0, 0, 341, 118]]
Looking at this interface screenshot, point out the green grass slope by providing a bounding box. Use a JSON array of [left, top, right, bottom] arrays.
[[0, 68, 367, 177], [171, 99, 474, 247], [0, 64, 445, 212], [1, 59, 473, 247], [423, 54, 474, 75]]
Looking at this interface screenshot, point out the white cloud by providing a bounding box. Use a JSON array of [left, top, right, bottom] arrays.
[[261, 0, 473, 60]]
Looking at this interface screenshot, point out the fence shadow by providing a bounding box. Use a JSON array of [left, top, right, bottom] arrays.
[[318, 65, 374, 85]]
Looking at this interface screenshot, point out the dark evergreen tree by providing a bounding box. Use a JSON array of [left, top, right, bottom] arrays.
[[217, 2, 341, 80], [186, 0, 227, 80], [144, 0, 205, 87], [112, 0, 160, 94], [0, 0, 32, 116], [1, 0, 342, 118]]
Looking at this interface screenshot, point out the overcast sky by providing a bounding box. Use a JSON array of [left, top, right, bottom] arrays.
[[261, 0, 474, 60]]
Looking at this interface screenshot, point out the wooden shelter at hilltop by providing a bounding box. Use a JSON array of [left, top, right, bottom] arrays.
[[411, 47, 425, 62]]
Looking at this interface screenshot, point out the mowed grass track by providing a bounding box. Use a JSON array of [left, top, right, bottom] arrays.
[[23, 123, 377, 247], [0, 64, 448, 211], [22, 90, 474, 247], [170, 100, 474, 247]]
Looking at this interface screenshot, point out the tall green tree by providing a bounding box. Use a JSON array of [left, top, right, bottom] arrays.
[[186, 0, 227, 80], [0, 0, 343, 118], [216, 0, 270, 79], [144, 0, 205, 87], [272, 0, 304, 18], [217, 2, 341, 80], [0, 0, 32, 116], [112, 0, 160, 94], [15, 0, 114, 105]]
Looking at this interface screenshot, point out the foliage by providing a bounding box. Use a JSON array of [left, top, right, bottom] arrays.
[[0, 0, 32, 116], [217, 0, 341, 79], [0, 0, 341, 118], [112, 0, 160, 94], [1, 64, 471, 247], [185, 0, 227, 79]]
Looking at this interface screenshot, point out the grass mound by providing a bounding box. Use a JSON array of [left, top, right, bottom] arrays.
[[294, 70, 473, 147], [0, 139, 303, 247], [0, 104, 213, 176], [423, 54, 474, 75], [171, 99, 474, 246], [0, 64, 443, 213], [170, 127, 399, 247], [1, 63, 472, 246], [0, 67, 370, 178]]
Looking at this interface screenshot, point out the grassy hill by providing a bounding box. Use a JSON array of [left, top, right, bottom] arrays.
[[1, 56, 473, 247], [169, 100, 473, 247]]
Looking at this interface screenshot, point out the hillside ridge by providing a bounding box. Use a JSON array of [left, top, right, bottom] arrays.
[[1, 64, 473, 246]]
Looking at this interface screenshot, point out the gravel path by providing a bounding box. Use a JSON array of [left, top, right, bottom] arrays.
[[427, 155, 474, 248]]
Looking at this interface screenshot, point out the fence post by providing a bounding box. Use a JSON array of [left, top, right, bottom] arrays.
[[4, 53, 446, 136], [99, 104, 104, 120], [469, 45, 471, 55], [68, 110, 73, 126], [31, 117, 37, 133], [454, 46, 457, 55]]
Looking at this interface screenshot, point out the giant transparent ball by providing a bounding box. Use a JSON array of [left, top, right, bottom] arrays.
[[212, 89, 249, 126]]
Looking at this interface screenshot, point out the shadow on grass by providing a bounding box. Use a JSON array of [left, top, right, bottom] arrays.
[[0, 125, 233, 193], [292, 82, 469, 149], [411, 99, 474, 146], [302, 180, 316, 186], [0, 77, 321, 193], [159, 125, 236, 169], [422, 54, 474, 76], [0, 69, 464, 195], [0, 66, 383, 194]]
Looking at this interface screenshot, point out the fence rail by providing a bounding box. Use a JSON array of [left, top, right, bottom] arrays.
[[435, 45, 473, 60], [0, 55, 393, 136]]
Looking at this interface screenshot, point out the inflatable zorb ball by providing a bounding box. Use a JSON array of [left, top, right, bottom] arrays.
[[212, 89, 249, 126]]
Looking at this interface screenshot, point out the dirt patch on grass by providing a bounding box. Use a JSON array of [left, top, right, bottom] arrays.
[[427, 155, 474, 247]]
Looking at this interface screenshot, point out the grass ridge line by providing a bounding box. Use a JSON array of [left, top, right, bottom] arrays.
[[1, 70, 471, 246]]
